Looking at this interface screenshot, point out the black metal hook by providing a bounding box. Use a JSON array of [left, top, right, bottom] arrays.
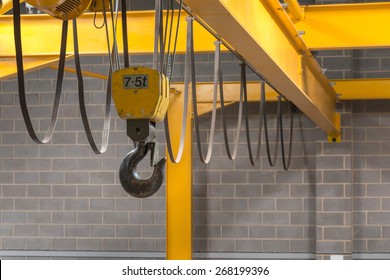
[[119, 142, 166, 198]]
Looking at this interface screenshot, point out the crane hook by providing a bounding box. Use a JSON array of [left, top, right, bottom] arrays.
[[119, 141, 166, 198]]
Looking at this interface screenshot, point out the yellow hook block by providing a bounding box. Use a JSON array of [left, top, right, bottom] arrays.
[[112, 67, 170, 123]]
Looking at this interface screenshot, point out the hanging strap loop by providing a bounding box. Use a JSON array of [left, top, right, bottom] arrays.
[[121, 0, 130, 68], [13, 0, 68, 144], [191, 40, 219, 164], [280, 100, 295, 170], [163, 16, 192, 163], [242, 64, 265, 166], [218, 43, 244, 160], [73, 18, 112, 154], [264, 94, 282, 167]]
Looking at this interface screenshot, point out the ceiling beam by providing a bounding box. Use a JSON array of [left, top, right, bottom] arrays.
[[334, 79, 390, 100], [182, 0, 339, 137], [0, 11, 220, 58], [3, 3, 389, 52], [296, 3, 390, 49]]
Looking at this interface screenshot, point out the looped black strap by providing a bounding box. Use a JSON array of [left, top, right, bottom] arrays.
[[280, 100, 295, 170], [218, 44, 244, 161], [121, 0, 130, 68], [242, 64, 265, 166], [73, 19, 112, 154], [13, 0, 68, 144], [264, 95, 282, 167]]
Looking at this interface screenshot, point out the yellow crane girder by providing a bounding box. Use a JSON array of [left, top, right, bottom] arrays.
[[0, 11, 219, 58], [296, 3, 390, 49], [0, 10, 223, 80]]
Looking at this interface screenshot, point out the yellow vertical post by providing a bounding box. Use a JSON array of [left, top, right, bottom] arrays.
[[166, 94, 192, 260]]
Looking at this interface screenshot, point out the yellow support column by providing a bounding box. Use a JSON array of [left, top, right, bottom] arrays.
[[166, 93, 193, 260]]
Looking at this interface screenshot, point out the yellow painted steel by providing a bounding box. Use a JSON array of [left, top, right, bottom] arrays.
[[172, 82, 279, 102], [296, 3, 390, 49], [176, 79, 390, 105], [25, 0, 93, 20], [112, 67, 170, 122], [334, 79, 390, 100], [166, 93, 193, 260], [50, 65, 106, 80], [328, 113, 341, 143], [0, 11, 221, 58], [184, 0, 339, 137]]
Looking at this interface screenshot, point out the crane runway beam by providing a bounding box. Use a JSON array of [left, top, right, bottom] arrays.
[[296, 3, 390, 49], [0, 11, 223, 58]]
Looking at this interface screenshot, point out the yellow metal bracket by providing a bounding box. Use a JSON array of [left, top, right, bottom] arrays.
[[327, 112, 341, 143], [296, 3, 390, 49]]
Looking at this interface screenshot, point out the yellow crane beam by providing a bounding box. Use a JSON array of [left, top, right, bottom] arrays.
[[176, 79, 390, 107], [297, 3, 390, 49], [3, 3, 390, 53], [0, 10, 224, 80], [334, 79, 390, 100], [0, 11, 219, 58], [182, 0, 339, 137]]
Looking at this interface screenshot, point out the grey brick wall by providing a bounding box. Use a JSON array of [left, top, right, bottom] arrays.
[[352, 101, 390, 253], [193, 102, 317, 254]]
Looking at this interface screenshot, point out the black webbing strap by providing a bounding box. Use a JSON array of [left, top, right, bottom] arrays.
[[280, 101, 295, 171], [13, 0, 68, 144], [72, 19, 112, 154], [264, 95, 281, 167], [121, 0, 129, 68], [242, 64, 265, 166], [218, 43, 243, 161]]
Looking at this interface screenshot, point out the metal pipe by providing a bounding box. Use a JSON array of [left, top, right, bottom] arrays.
[[283, 0, 304, 21]]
